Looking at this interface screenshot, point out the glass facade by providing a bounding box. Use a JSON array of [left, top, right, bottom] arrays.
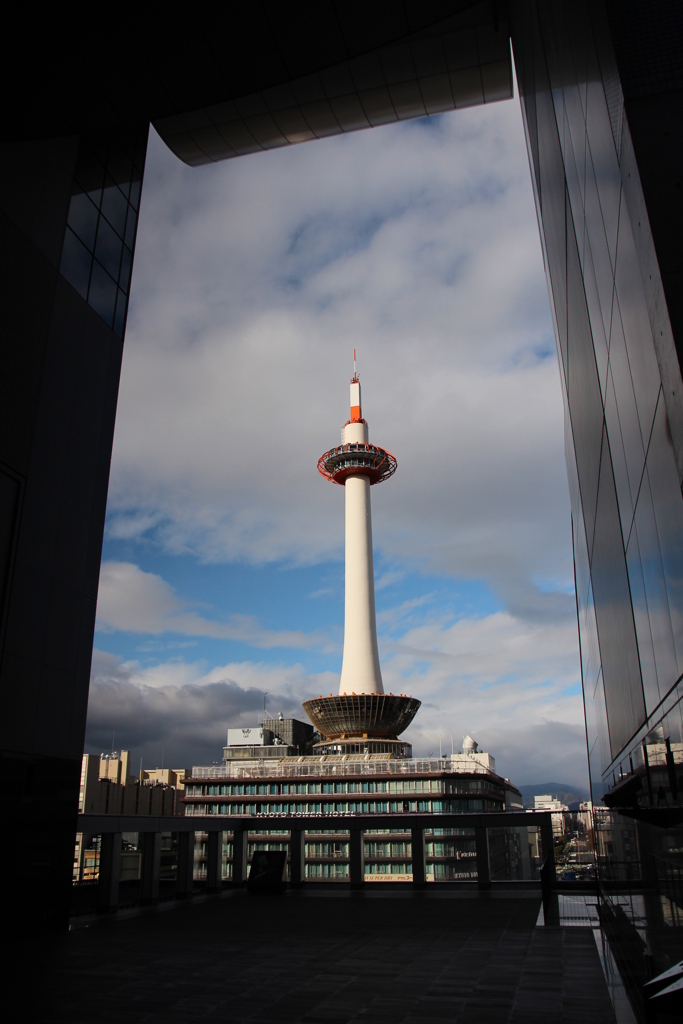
[[512, 2, 683, 1015], [59, 126, 148, 338]]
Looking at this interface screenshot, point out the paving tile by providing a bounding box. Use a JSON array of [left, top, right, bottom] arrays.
[[44, 893, 618, 1024]]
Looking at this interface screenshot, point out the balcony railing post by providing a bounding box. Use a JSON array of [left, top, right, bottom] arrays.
[[349, 828, 364, 888], [97, 832, 121, 913], [540, 813, 559, 925], [140, 831, 162, 904], [232, 826, 248, 885], [411, 827, 426, 888], [206, 830, 223, 891], [289, 828, 305, 886], [177, 831, 195, 898], [475, 827, 490, 889]]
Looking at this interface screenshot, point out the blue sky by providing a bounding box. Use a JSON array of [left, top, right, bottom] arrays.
[[87, 94, 588, 786]]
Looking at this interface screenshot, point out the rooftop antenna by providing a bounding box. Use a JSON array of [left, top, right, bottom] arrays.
[[354, 348, 356, 375], [451, 734, 454, 756], [439, 734, 442, 758]]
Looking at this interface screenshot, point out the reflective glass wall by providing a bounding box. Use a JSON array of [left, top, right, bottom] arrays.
[[512, 1, 683, 1015]]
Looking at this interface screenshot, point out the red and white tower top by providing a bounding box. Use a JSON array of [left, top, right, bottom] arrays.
[[317, 354, 397, 486]]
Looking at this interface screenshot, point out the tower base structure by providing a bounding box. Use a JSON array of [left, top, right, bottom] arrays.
[[303, 693, 420, 760], [312, 737, 413, 758]]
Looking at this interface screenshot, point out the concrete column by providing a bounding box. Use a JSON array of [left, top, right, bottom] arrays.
[[206, 830, 223, 891], [97, 832, 121, 913], [289, 829, 305, 886], [140, 831, 161, 904], [349, 828, 364, 888], [475, 827, 490, 889], [539, 816, 556, 885], [176, 831, 195, 898], [339, 472, 383, 695], [232, 826, 248, 885], [411, 827, 426, 888], [539, 814, 558, 924]]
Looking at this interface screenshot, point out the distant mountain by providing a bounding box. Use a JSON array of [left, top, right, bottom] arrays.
[[517, 782, 591, 810]]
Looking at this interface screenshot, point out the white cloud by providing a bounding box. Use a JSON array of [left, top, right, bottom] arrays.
[[96, 561, 328, 650], [109, 101, 570, 618]]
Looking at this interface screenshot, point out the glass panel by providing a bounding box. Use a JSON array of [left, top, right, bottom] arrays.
[[625, 524, 660, 714], [608, 304, 645, 504], [88, 262, 117, 327], [591, 443, 645, 758], [645, 393, 683, 676], [488, 827, 541, 880], [566, 224, 604, 555], [100, 179, 128, 238], [614, 203, 661, 449], [579, 581, 601, 705], [124, 205, 137, 250], [586, 668, 611, 781], [580, 232, 609, 401], [129, 176, 142, 210], [59, 227, 91, 299], [67, 193, 99, 252], [554, 811, 597, 883], [604, 369, 634, 544], [634, 469, 679, 700], [119, 246, 132, 293], [94, 217, 123, 282], [583, 154, 614, 345], [563, 81, 586, 205], [535, 79, 567, 374], [563, 107, 585, 267], [572, 482, 590, 612], [584, 40, 620, 264]]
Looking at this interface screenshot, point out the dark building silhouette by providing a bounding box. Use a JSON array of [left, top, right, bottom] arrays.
[[1, 3, 681, 1009]]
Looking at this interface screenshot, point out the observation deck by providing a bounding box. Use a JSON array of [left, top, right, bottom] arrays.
[[318, 442, 397, 486], [303, 693, 421, 740]]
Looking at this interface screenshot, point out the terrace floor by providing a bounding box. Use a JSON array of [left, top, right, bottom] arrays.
[[42, 890, 617, 1024]]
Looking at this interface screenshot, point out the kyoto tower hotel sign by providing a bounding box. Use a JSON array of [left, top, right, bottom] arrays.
[[303, 360, 420, 755]]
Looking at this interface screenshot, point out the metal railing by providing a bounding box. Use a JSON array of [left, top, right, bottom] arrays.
[[72, 809, 557, 917], [191, 756, 492, 779]]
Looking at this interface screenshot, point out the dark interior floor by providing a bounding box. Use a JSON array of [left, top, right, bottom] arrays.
[[40, 891, 616, 1023]]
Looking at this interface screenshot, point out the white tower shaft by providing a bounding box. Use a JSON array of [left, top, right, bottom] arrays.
[[338, 378, 384, 696], [339, 474, 384, 695]]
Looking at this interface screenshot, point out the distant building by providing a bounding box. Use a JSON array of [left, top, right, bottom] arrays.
[[185, 732, 526, 882], [533, 794, 569, 837], [74, 752, 184, 881], [223, 716, 315, 761]]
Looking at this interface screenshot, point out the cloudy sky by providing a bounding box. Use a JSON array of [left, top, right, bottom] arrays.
[[87, 90, 588, 789]]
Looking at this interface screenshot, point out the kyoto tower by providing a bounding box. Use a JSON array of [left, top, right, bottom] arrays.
[[303, 357, 420, 756]]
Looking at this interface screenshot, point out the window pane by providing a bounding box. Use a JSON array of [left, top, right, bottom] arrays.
[[101, 178, 128, 237], [94, 216, 123, 281], [88, 262, 117, 327], [67, 193, 99, 251], [119, 245, 132, 294], [59, 227, 91, 299], [129, 176, 141, 211], [124, 206, 137, 250]]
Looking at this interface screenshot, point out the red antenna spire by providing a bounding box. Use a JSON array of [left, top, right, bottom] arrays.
[[352, 349, 358, 383]]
